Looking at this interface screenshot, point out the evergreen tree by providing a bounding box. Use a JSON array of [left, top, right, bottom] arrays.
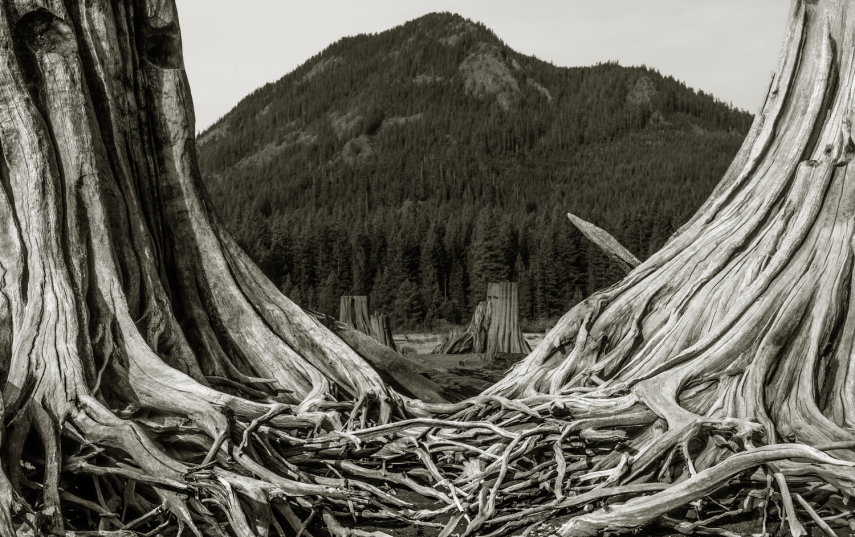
[[516, 254, 533, 321], [318, 271, 341, 317], [470, 208, 509, 308]]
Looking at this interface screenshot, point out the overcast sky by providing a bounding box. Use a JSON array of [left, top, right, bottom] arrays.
[[178, 1, 791, 133]]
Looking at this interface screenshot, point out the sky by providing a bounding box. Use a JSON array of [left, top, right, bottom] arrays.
[[178, 1, 792, 133]]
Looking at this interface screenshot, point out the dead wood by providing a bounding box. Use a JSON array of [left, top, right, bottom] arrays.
[[340, 295, 397, 351], [434, 282, 530, 355], [567, 212, 641, 273]]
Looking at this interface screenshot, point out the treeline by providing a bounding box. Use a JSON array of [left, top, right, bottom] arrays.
[[197, 12, 751, 330], [219, 129, 742, 329]]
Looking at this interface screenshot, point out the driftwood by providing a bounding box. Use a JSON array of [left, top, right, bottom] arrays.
[[435, 282, 530, 355], [567, 212, 641, 273]]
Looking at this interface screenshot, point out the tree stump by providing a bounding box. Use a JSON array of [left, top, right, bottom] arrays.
[[434, 300, 492, 354], [339, 296, 396, 350], [434, 282, 530, 355], [486, 282, 531, 354], [339, 295, 374, 335], [370, 313, 397, 351]]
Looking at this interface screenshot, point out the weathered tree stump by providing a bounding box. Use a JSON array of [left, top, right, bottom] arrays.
[[486, 282, 531, 354], [434, 282, 530, 355], [339, 295, 374, 335], [339, 296, 396, 350], [370, 312, 397, 351], [434, 300, 492, 354]]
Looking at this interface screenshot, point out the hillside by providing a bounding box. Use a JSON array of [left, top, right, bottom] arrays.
[[196, 12, 753, 329]]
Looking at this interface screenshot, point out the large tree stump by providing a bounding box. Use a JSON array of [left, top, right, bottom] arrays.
[[0, 2, 442, 533], [486, 282, 531, 354], [434, 282, 530, 355]]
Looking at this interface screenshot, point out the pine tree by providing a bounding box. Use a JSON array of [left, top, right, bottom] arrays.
[[394, 279, 424, 329], [334, 233, 353, 294], [447, 262, 468, 324], [470, 208, 509, 309], [515, 253, 533, 321], [318, 271, 341, 317]]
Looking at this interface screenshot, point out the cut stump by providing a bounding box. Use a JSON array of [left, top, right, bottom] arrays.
[[339, 296, 396, 351], [434, 282, 531, 355]]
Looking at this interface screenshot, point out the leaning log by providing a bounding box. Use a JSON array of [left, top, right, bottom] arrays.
[[567, 212, 641, 273]]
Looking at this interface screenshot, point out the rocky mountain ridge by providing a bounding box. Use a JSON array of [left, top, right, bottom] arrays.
[[194, 12, 753, 328]]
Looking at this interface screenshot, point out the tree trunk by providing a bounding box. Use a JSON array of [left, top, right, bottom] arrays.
[[485, 282, 531, 355]]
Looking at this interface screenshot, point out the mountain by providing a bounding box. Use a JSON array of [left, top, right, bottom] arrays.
[[195, 12, 753, 329]]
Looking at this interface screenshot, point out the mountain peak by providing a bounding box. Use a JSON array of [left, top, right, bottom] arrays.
[[195, 13, 754, 327]]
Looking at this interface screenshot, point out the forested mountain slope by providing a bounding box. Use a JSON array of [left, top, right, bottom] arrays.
[[196, 12, 753, 329]]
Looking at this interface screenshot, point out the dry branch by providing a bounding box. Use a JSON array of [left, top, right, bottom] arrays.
[[567, 212, 641, 273]]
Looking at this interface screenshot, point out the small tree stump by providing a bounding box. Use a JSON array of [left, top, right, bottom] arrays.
[[370, 313, 397, 351], [340, 296, 396, 350], [339, 296, 374, 334]]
